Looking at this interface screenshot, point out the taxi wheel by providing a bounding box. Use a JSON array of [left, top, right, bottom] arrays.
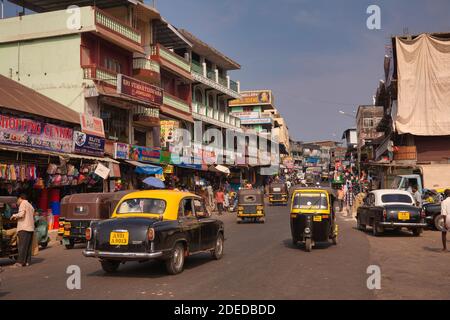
[[305, 238, 312, 252], [166, 243, 185, 275], [211, 233, 224, 260], [412, 228, 423, 237], [101, 260, 120, 273]]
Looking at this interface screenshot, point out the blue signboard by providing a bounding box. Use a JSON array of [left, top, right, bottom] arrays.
[[73, 131, 105, 157]]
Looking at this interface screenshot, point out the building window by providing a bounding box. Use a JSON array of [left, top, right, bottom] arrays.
[[103, 57, 122, 73], [208, 94, 215, 108], [195, 88, 203, 104], [363, 118, 375, 128], [134, 128, 147, 146], [100, 104, 129, 143]]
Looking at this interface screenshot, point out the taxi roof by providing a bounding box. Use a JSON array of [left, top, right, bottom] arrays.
[[112, 190, 200, 221]]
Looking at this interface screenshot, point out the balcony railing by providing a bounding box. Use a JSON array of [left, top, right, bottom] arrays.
[[133, 57, 160, 74], [151, 44, 190, 73], [230, 80, 238, 92], [163, 93, 190, 113], [207, 70, 216, 81], [82, 65, 117, 86], [218, 76, 228, 87], [192, 60, 203, 74], [95, 8, 141, 44], [192, 102, 241, 128]]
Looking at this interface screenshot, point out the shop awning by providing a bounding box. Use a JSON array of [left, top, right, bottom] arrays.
[[125, 160, 163, 175], [209, 165, 230, 175], [0, 144, 118, 163]]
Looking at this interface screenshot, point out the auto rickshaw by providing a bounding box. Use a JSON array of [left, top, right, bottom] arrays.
[[0, 196, 19, 260], [268, 182, 288, 206], [59, 191, 132, 249], [290, 187, 338, 252], [237, 189, 265, 223]]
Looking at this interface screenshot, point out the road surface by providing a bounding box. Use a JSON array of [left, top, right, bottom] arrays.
[[1, 204, 449, 300]]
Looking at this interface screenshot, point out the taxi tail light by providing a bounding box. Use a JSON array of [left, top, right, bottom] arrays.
[[85, 228, 92, 241], [147, 228, 155, 241]]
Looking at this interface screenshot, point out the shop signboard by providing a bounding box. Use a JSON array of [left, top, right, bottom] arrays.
[[229, 90, 273, 107], [160, 120, 180, 148], [73, 131, 105, 157], [231, 111, 260, 119], [117, 74, 163, 106], [240, 117, 273, 125], [0, 114, 73, 153], [94, 163, 110, 179], [114, 142, 130, 160], [129, 145, 160, 164], [80, 113, 105, 138]]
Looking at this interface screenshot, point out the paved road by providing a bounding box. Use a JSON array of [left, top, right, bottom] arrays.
[[1, 204, 449, 300]]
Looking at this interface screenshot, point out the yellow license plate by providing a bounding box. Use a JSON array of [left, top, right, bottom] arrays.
[[313, 216, 322, 222], [398, 212, 410, 220], [110, 232, 129, 245]]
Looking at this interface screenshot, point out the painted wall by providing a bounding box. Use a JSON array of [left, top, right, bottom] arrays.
[[0, 34, 85, 113]]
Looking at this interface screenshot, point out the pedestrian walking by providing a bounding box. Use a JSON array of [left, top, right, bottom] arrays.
[[440, 189, 450, 252], [215, 188, 225, 215], [10, 194, 35, 267], [344, 185, 355, 218], [337, 187, 345, 212]]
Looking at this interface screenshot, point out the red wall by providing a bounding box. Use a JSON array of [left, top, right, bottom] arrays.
[[81, 34, 132, 75], [416, 135, 450, 162]]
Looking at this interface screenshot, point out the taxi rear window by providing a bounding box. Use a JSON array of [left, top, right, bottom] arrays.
[[117, 198, 166, 215], [293, 193, 328, 209]]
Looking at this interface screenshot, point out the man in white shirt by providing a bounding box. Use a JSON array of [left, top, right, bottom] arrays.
[[440, 189, 450, 251], [11, 194, 35, 267]]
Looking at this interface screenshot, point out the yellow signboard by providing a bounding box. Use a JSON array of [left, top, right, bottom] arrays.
[[229, 90, 273, 107]]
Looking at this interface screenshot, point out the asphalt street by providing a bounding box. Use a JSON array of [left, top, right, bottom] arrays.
[[1, 204, 449, 300]]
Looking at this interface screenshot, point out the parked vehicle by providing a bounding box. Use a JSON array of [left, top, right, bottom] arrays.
[[356, 190, 427, 236], [0, 197, 19, 260], [290, 187, 338, 252], [59, 191, 132, 249], [83, 190, 224, 275], [268, 182, 288, 206], [391, 164, 450, 195], [423, 203, 442, 230], [236, 189, 265, 223]]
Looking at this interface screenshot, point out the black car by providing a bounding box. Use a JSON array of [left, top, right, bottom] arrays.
[[83, 190, 224, 275], [423, 203, 442, 229], [356, 190, 427, 236]]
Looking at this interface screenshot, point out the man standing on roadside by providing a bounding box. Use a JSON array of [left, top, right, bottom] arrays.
[[440, 189, 450, 252], [11, 194, 35, 267], [215, 188, 225, 216]]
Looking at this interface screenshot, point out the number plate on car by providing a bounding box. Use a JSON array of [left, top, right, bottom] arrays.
[[110, 231, 129, 245], [313, 216, 322, 222], [398, 212, 410, 220]]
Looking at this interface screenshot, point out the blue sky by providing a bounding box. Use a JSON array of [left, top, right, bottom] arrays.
[[3, 0, 450, 142]]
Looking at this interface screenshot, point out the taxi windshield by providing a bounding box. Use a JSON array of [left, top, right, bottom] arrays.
[[293, 193, 328, 209], [117, 198, 166, 215]]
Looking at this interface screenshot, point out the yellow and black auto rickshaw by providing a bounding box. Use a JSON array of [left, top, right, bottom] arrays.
[[268, 182, 288, 206], [237, 189, 265, 223], [290, 187, 338, 252]]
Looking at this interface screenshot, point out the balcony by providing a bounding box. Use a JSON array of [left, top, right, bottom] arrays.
[[190, 61, 241, 99], [82, 65, 117, 86], [192, 102, 241, 129], [0, 6, 143, 54], [133, 57, 160, 83], [151, 44, 192, 80], [163, 92, 191, 113]]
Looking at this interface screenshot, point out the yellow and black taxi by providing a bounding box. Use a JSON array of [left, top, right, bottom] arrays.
[[237, 189, 265, 223], [268, 182, 288, 206], [83, 190, 224, 275], [290, 187, 338, 252]]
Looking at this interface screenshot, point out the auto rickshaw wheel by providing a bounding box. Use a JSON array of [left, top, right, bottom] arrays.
[[372, 223, 383, 237], [101, 260, 120, 273], [305, 238, 312, 252], [40, 240, 49, 249], [357, 216, 366, 231]]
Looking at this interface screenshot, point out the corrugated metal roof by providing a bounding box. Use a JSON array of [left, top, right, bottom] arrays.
[[0, 75, 80, 124]]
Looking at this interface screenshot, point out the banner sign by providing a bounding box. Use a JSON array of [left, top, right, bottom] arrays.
[[117, 74, 163, 106], [73, 131, 105, 157], [240, 117, 273, 125], [160, 120, 180, 147], [229, 90, 272, 107], [114, 143, 130, 160], [129, 145, 160, 164], [80, 114, 105, 138], [0, 114, 73, 153]]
